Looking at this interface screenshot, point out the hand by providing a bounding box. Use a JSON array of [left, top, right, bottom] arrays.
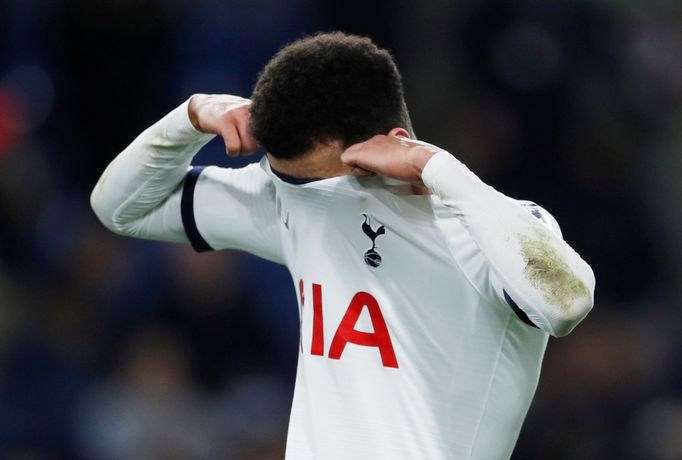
[[340, 131, 444, 183], [188, 94, 259, 156]]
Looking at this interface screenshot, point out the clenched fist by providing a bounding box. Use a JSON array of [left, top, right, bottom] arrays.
[[188, 94, 259, 156], [341, 130, 444, 183]]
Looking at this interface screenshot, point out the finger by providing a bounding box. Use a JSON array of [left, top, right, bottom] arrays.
[[349, 166, 375, 177], [340, 150, 361, 167], [233, 106, 260, 153], [220, 122, 241, 156], [344, 142, 364, 153], [340, 148, 373, 171]]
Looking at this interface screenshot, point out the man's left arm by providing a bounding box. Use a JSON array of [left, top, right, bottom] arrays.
[[342, 136, 595, 337]]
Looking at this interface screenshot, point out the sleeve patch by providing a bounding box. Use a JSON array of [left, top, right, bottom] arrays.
[[519, 201, 562, 238], [181, 166, 214, 252]]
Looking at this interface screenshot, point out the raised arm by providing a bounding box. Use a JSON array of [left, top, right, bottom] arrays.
[[341, 134, 595, 337], [90, 94, 255, 240], [91, 95, 284, 263]]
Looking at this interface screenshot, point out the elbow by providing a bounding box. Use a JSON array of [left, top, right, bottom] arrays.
[[550, 293, 594, 337], [90, 185, 126, 236], [90, 185, 111, 228], [550, 268, 596, 338], [513, 231, 597, 337]]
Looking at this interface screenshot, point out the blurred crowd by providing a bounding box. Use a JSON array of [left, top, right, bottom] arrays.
[[0, 0, 680, 459]]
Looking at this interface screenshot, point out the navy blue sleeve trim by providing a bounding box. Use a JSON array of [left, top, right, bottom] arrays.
[[503, 290, 539, 329], [181, 166, 213, 253]]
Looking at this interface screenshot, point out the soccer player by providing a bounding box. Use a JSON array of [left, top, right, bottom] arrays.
[[91, 32, 595, 459]]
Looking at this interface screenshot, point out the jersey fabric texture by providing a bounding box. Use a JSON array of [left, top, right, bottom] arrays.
[[90, 100, 596, 460]]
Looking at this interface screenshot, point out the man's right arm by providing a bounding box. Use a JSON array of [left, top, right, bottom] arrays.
[[91, 95, 284, 263], [90, 98, 216, 243]]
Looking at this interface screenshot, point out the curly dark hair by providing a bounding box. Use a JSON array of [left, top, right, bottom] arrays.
[[249, 32, 413, 159]]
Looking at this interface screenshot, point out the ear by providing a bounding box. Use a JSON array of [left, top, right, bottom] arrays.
[[388, 127, 411, 139]]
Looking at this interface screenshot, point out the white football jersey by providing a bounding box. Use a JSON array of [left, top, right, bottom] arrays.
[[189, 160, 551, 459], [91, 100, 595, 460]]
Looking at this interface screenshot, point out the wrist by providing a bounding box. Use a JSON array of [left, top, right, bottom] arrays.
[[161, 98, 216, 145], [409, 147, 436, 178], [187, 94, 207, 132]]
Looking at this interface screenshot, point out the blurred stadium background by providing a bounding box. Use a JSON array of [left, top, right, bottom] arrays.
[[1, 0, 681, 459]]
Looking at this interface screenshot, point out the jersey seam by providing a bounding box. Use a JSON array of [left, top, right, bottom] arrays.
[[432, 199, 560, 335], [267, 180, 288, 265], [430, 202, 546, 333], [185, 165, 286, 262], [110, 158, 190, 232], [429, 206, 492, 303], [467, 313, 512, 458]]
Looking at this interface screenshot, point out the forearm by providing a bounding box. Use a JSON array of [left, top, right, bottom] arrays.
[[422, 151, 595, 337], [90, 98, 214, 239]]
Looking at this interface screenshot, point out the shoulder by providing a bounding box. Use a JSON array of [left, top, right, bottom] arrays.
[[198, 161, 276, 195], [515, 200, 562, 238]]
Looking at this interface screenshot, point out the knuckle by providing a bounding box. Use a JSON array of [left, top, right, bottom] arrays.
[[223, 134, 240, 153], [227, 106, 250, 124], [225, 109, 238, 121], [220, 115, 235, 129], [233, 105, 250, 115]]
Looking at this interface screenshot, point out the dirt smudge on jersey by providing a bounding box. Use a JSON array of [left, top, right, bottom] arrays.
[[517, 230, 589, 312]]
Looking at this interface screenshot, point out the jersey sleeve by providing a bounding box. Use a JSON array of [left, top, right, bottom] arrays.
[[181, 164, 284, 263], [422, 151, 595, 337], [90, 99, 284, 264]]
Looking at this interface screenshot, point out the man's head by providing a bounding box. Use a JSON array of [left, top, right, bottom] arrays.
[[249, 32, 413, 160]]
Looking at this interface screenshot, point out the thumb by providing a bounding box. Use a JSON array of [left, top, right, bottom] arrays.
[[341, 149, 374, 176], [220, 123, 241, 156], [340, 145, 365, 167], [340, 150, 354, 166]]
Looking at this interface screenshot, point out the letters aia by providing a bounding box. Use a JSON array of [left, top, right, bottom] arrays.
[[299, 280, 398, 368]]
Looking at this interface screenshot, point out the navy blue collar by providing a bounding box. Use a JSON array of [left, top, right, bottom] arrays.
[[269, 166, 321, 185]]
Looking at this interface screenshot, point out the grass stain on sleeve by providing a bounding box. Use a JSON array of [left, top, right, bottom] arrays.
[[517, 231, 590, 312]]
